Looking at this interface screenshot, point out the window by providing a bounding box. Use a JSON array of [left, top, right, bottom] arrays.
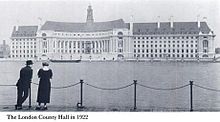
[[203, 40, 208, 48], [168, 49, 170, 53], [182, 54, 184, 58], [42, 33, 47, 37]]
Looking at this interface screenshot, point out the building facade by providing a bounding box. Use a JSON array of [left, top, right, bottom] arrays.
[[10, 26, 38, 59], [10, 5, 215, 61]]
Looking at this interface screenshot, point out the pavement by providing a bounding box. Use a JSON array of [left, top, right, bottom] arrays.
[[1, 105, 219, 112]]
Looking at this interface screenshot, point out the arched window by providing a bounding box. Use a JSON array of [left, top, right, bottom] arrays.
[[118, 32, 123, 39], [42, 33, 47, 37]]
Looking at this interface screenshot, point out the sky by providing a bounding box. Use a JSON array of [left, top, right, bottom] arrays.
[[0, 0, 219, 47]]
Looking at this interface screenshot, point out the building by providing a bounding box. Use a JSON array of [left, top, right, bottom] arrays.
[[0, 40, 10, 58], [10, 5, 215, 61], [10, 26, 38, 59], [132, 21, 215, 60]]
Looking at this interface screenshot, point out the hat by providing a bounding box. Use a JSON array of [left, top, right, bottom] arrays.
[[26, 60, 33, 65], [42, 62, 49, 66]]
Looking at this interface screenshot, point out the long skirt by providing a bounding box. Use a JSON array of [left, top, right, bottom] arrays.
[[37, 79, 51, 103]]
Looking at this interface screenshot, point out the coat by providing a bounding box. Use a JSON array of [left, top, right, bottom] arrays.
[[16, 66, 33, 89], [37, 68, 53, 103]]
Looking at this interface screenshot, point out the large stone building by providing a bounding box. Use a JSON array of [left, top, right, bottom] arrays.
[[10, 5, 215, 61], [10, 26, 38, 59]]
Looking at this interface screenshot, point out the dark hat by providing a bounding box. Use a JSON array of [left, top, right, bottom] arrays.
[[26, 60, 33, 65], [42, 62, 49, 66]]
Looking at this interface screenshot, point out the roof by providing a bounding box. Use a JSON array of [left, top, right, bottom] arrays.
[[132, 22, 211, 35], [11, 26, 38, 37], [41, 19, 127, 32]]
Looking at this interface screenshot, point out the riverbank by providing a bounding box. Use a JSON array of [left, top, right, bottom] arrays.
[[0, 58, 219, 63], [1, 105, 220, 112]]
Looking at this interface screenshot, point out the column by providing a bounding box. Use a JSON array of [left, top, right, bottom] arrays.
[[103, 40, 105, 52], [110, 39, 113, 53], [54, 39, 57, 53], [115, 39, 118, 52], [107, 40, 109, 52]]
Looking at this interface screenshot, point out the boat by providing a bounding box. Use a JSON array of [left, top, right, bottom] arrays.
[[50, 59, 81, 63]]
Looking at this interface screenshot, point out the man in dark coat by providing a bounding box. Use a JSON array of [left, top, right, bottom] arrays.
[[15, 60, 33, 110]]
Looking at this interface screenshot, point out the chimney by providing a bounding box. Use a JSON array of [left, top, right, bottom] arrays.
[[157, 16, 160, 28], [13, 26, 16, 32], [129, 15, 134, 35], [169, 16, 174, 28], [203, 17, 207, 23], [197, 15, 200, 28]]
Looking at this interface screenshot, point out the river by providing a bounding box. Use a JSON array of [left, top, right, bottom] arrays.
[[0, 61, 220, 111]]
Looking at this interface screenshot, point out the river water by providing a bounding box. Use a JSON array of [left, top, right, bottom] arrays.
[[1, 61, 220, 111]]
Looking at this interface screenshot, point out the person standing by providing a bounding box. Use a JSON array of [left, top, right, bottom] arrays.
[[15, 60, 33, 110], [36, 62, 53, 110]]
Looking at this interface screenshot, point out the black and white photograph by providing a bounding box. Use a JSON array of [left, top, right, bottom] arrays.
[[0, 0, 220, 120]]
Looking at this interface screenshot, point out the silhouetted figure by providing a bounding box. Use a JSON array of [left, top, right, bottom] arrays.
[[35, 62, 53, 110], [15, 60, 33, 110]]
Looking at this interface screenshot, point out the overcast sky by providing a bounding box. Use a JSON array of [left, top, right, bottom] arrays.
[[0, 0, 219, 47]]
